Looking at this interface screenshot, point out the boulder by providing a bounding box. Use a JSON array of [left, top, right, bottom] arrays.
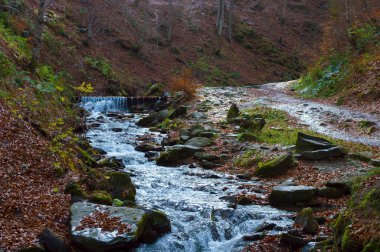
[[240, 118, 266, 131], [269, 185, 318, 206], [64, 181, 85, 197], [70, 202, 170, 252], [299, 147, 347, 160], [185, 137, 214, 147], [135, 144, 163, 153], [296, 132, 334, 152], [280, 233, 308, 247], [90, 191, 113, 205], [156, 145, 203, 166], [106, 172, 136, 201], [371, 159, 380, 167], [136, 110, 169, 127], [169, 105, 187, 119], [39, 228, 70, 252], [237, 196, 252, 205], [317, 187, 346, 199], [227, 103, 240, 121], [295, 208, 318, 235], [254, 154, 296, 177], [194, 153, 219, 162], [349, 151, 373, 162], [237, 133, 257, 142]]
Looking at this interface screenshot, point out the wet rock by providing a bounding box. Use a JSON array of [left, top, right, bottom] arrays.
[[169, 105, 188, 119], [136, 110, 169, 127], [349, 151, 373, 162], [106, 172, 136, 201], [191, 112, 208, 120], [254, 154, 296, 177], [237, 133, 257, 142], [194, 153, 219, 161], [325, 180, 352, 193], [237, 196, 252, 205], [295, 208, 318, 235], [280, 233, 308, 247], [156, 145, 203, 166], [279, 178, 296, 187], [243, 233, 265, 241], [111, 128, 123, 132], [135, 144, 164, 153], [39, 228, 69, 252], [227, 103, 240, 121], [237, 173, 253, 180], [256, 223, 277, 232], [70, 202, 170, 251], [199, 160, 218, 169], [269, 185, 318, 206], [185, 137, 214, 147]]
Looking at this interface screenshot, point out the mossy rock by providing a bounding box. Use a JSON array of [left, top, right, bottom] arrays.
[[90, 191, 113, 205], [139, 210, 171, 244], [107, 172, 136, 202], [77, 147, 97, 166], [156, 145, 203, 166], [254, 154, 295, 177], [349, 152, 373, 163], [238, 133, 257, 142], [296, 132, 334, 152], [227, 103, 240, 121], [64, 181, 85, 197], [296, 207, 318, 235]]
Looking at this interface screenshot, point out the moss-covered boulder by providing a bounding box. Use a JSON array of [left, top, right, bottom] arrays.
[[317, 187, 346, 199], [64, 181, 85, 197], [139, 210, 171, 244], [90, 191, 113, 205], [156, 145, 203, 166], [296, 207, 318, 234], [349, 151, 373, 162], [269, 185, 318, 206], [254, 154, 295, 177], [169, 105, 188, 119], [136, 110, 169, 127], [237, 133, 257, 142], [106, 172, 136, 202], [227, 103, 240, 121]]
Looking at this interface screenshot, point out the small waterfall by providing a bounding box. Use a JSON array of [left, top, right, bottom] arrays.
[[80, 96, 164, 112]]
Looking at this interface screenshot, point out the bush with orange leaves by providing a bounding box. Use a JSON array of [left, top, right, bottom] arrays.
[[167, 68, 201, 99]]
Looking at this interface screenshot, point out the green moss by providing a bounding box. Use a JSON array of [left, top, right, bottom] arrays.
[[90, 191, 113, 205], [84, 56, 116, 80], [362, 239, 380, 252], [0, 52, 16, 78], [254, 154, 295, 177], [77, 146, 96, 166], [64, 181, 85, 197], [234, 150, 262, 168], [342, 226, 362, 252], [106, 172, 136, 201]]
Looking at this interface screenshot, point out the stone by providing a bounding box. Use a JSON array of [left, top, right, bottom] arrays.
[[185, 137, 214, 147], [295, 208, 318, 235], [90, 191, 113, 205], [237, 133, 257, 142], [38, 228, 69, 252], [243, 233, 264, 241], [227, 103, 240, 121], [64, 181, 85, 197], [325, 180, 353, 194], [256, 223, 277, 232], [135, 144, 163, 153], [156, 145, 203, 166], [70, 202, 170, 251], [191, 112, 207, 120], [199, 132, 216, 138], [317, 187, 346, 198], [269, 185, 318, 206], [194, 153, 219, 161], [106, 172, 136, 201], [299, 147, 347, 160], [237, 196, 252, 205], [169, 105, 188, 119], [349, 151, 373, 162], [280, 233, 308, 247], [136, 110, 169, 127], [371, 159, 380, 167], [254, 154, 296, 178], [296, 132, 334, 152], [199, 160, 218, 169]]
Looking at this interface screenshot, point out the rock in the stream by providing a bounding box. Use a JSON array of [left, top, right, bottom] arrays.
[[269, 185, 318, 206], [169, 105, 188, 119], [156, 145, 203, 166], [296, 132, 346, 160], [185, 137, 214, 147], [135, 144, 164, 153], [39, 228, 70, 252], [295, 207, 318, 235], [71, 202, 170, 252], [254, 154, 296, 177], [227, 103, 240, 121], [256, 222, 277, 232], [106, 172, 136, 201], [136, 110, 169, 127]]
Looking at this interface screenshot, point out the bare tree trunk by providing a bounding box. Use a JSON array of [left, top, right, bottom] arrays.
[[31, 0, 47, 69], [228, 0, 234, 43], [167, 0, 173, 43], [216, 0, 225, 36]]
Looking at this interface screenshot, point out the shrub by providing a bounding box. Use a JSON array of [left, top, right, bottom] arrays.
[[167, 68, 200, 98], [0, 52, 16, 78], [84, 56, 115, 80]]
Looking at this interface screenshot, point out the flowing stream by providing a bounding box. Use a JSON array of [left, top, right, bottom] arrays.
[[80, 98, 293, 252]]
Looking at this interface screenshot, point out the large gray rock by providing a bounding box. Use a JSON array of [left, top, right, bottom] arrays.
[[185, 137, 214, 147], [169, 105, 187, 119], [269, 185, 318, 206], [156, 145, 203, 166], [71, 202, 170, 252], [296, 132, 346, 160], [136, 110, 169, 127]]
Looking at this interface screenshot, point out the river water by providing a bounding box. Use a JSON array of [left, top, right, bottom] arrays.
[[80, 98, 293, 252]]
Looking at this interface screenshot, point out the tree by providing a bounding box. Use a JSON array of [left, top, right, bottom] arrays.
[[31, 0, 52, 69], [216, 0, 225, 36], [227, 0, 234, 43]]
